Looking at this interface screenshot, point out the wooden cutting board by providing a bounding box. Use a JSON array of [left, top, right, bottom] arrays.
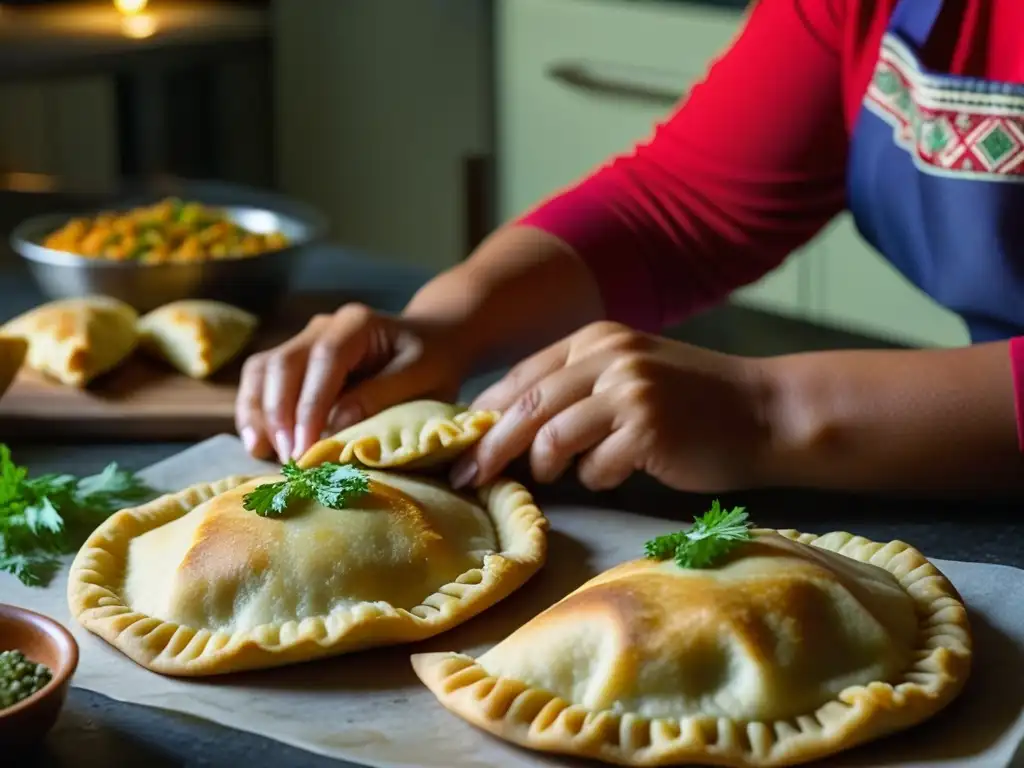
[[0, 356, 242, 441], [0, 297, 338, 442]]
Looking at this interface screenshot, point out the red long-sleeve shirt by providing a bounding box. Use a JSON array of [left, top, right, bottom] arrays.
[[519, 0, 1024, 332]]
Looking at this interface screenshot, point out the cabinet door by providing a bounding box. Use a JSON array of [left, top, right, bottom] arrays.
[[809, 215, 969, 347], [496, 0, 812, 318], [274, 0, 492, 270]]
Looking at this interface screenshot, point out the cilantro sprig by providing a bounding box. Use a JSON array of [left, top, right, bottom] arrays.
[[644, 500, 754, 569], [242, 461, 370, 518], [0, 445, 156, 587]]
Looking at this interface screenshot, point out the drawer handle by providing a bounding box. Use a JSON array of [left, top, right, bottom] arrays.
[[545, 61, 687, 107]]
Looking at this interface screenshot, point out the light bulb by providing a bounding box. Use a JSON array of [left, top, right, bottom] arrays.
[[114, 0, 148, 16]]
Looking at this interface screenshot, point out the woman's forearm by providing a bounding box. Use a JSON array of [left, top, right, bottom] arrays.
[[401, 224, 605, 373], [756, 341, 1022, 493]]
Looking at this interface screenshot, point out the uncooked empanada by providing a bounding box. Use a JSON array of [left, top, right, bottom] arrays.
[[138, 300, 258, 379], [0, 336, 27, 399], [299, 400, 501, 470], [0, 296, 138, 387], [68, 403, 547, 677], [413, 529, 972, 768]]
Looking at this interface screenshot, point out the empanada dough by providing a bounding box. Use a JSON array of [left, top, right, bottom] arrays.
[[299, 400, 500, 470], [413, 530, 972, 768], [0, 336, 27, 399], [0, 296, 138, 387], [138, 300, 258, 378], [68, 403, 547, 677]]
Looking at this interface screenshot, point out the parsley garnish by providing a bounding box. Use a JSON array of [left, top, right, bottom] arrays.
[[644, 500, 754, 569], [0, 445, 156, 587], [242, 461, 370, 518]]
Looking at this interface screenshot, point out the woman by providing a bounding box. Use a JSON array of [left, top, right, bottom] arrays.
[[237, 0, 1024, 494]]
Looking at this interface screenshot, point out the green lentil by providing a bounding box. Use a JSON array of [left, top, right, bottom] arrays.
[[0, 650, 52, 710]]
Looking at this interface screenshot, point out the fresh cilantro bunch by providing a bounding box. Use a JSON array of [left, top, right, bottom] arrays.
[[242, 461, 370, 518], [0, 445, 155, 587], [644, 500, 754, 569]]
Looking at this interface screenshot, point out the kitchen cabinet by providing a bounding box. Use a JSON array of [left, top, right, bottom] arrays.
[[273, 0, 493, 271], [496, 0, 970, 347], [808, 215, 968, 347]]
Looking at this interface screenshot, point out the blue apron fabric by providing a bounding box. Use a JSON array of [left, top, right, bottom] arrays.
[[846, 0, 1024, 343]]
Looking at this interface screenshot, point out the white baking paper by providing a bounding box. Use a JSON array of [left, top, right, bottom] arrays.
[[4, 435, 1023, 767]]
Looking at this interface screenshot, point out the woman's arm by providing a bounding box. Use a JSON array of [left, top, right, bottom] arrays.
[[757, 342, 1024, 493], [403, 0, 856, 367], [402, 226, 605, 373], [519, 0, 855, 332]]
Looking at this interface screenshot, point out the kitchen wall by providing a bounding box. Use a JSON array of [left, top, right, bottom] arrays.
[[0, 77, 118, 190]]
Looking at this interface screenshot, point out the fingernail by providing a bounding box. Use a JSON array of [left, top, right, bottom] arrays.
[[274, 430, 293, 464], [293, 425, 313, 459], [330, 405, 363, 432], [450, 460, 478, 490], [240, 427, 257, 454]]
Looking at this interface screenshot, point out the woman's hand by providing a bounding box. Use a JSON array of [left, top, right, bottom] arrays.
[[450, 321, 770, 493], [236, 303, 468, 462]]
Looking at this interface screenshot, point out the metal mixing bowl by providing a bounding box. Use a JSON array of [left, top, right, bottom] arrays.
[[10, 184, 328, 316]]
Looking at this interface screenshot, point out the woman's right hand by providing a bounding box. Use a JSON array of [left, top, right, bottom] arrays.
[[235, 303, 468, 462]]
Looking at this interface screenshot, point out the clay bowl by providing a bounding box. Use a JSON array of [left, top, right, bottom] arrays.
[[0, 604, 79, 747]]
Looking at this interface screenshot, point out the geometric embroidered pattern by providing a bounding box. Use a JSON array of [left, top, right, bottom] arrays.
[[865, 34, 1024, 181]]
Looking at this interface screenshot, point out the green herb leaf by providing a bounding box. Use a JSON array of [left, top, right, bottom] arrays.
[[0, 445, 157, 587], [644, 500, 753, 570], [242, 461, 370, 518]]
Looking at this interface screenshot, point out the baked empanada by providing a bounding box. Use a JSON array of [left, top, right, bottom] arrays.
[[0, 336, 27, 399], [413, 529, 972, 768], [68, 403, 547, 677], [299, 400, 501, 470], [0, 296, 138, 387], [138, 300, 258, 379]]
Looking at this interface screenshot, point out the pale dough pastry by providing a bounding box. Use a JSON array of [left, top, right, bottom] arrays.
[[0, 296, 138, 387], [299, 400, 501, 470], [68, 403, 547, 677], [413, 530, 972, 767], [0, 336, 27, 399], [138, 300, 258, 379]]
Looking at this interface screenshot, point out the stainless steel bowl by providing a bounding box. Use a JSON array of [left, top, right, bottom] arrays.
[[10, 188, 327, 316]]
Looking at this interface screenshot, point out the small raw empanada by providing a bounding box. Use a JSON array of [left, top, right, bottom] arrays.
[[299, 400, 501, 470], [0, 336, 27, 399], [413, 530, 972, 768], [138, 300, 258, 379], [68, 403, 547, 677], [0, 296, 138, 387]]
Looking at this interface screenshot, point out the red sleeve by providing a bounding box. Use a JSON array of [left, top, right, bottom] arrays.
[[519, 0, 852, 332]]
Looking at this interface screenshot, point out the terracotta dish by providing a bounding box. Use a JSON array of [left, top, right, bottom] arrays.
[[0, 604, 79, 747]]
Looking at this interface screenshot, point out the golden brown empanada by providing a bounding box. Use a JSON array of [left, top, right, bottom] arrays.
[[68, 402, 547, 677], [138, 300, 258, 379], [413, 529, 972, 768], [299, 400, 501, 470], [0, 336, 27, 399], [0, 296, 138, 387]]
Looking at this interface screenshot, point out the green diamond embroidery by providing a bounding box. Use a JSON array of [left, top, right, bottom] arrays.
[[895, 90, 912, 117], [978, 126, 1016, 164], [874, 69, 902, 95], [925, 122, 949, 153]]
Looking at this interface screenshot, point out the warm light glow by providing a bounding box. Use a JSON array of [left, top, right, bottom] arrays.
[[114, 0, 148, 16], [121, 12, 157, 38]]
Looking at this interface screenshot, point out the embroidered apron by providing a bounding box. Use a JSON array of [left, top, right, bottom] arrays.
[[847, 0, 1024, 343]]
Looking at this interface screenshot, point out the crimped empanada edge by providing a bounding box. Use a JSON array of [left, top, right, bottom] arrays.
[[67, 471, 547, 677], [411, 530, 972, 768], [296, 407, 501, 470]]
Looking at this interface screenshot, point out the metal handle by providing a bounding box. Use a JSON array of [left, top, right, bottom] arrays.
[[545, 60, 687, 107]]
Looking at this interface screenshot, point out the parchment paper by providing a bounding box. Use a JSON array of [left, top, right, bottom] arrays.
[[4, 436, 1023, 767]]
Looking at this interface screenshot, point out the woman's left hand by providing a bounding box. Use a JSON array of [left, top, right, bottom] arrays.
[[450, 321, 771, 493]]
